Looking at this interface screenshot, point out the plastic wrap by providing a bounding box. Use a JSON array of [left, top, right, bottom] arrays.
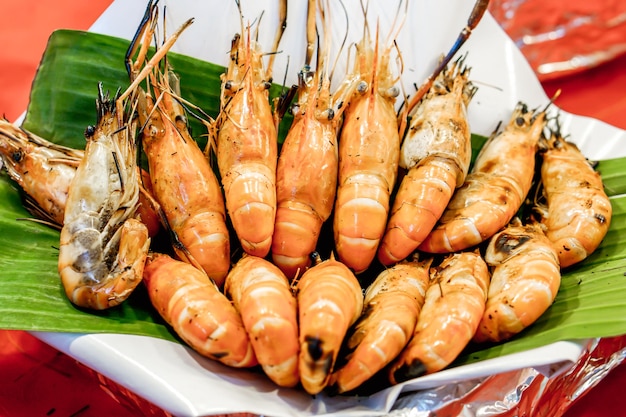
[[86, 336, 626, 417]]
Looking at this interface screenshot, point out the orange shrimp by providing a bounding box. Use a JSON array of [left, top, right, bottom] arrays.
[[57, 83, 150, 310], [297, 252, 364, 395], [534, 127, 612, 268], [143, 252, 257, 368], [214, 1, 286, 258], [389, 250, 490, 383], [272, 0, 342, 279], [224, 255, 299, 387], [0, 119, 82, 227], [129, 7, 230, 285], [329, 256, 431, 394], [474, 218, 561, 343], [419, 102, 547, 253], [333, 8, 405, 274], [377, 58, 476, 265]]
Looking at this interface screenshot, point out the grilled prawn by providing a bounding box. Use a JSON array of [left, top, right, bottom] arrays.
[[129, 5, 230, 285], [329, 256, 431, 394], [333, 10, 404, 274], [57, 84, 149, 310], [215, 1, 286, 258], [378, 58, 476, 265], [0, 119, 82, 227], [297, 252, 364, 395], [272, 0, 343, 279], [419, 102, 547, 253], [389, 250, 490, 383], [224, 255, 299, 387], [474, 218, 561, 343], [143, 252, 257, 368], [535, 127, 612, 268]]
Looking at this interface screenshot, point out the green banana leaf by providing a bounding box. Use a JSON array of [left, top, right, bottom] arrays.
[[2, 29, 626, 369]]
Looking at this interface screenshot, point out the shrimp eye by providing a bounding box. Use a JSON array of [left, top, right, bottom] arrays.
[[263, 81, 272, 90], [515, 117, 526, 127], [175, 114, 187, 125], [327, 108, 335, 120], [84, 125, 96, 138], [224, 80, 233, 90], [290, 104, 300, 115], [386, 86, 400, 98], [11, 150, 23, 163], [357, 81, 368, 93]]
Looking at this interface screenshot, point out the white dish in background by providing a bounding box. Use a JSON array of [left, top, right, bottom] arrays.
[[32, 0, 626, 416]]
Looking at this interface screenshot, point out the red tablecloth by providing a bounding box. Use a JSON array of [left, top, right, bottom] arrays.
[[1, 1, 625, 416]]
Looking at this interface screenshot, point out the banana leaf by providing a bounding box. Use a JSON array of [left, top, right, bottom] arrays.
[[2, 29, 626, 368]]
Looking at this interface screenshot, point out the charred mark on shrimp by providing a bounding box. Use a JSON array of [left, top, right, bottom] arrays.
[[305, 336, 325, 361], [494, 232, 531, 254], [392, 359, 427, 383]]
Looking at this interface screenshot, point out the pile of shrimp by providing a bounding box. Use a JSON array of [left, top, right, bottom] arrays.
[[0, 0, 613, 396]]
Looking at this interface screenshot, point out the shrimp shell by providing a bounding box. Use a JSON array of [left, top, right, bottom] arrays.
[[58, 85, 150, 310], [224, 255, 299, 387], [329, 257, 431, 394], [143, 252, 257, 368], [216, 21, 280, 258], [272, 67, 340, 279], [474, 219, 561, 343], [419, 102, 547, 253], [0, 119, 82, 227], [536, 132, 612, 268], [389, 250, 490, 383], [139, 75, 231, 286], [297, 253, 364, 394], [333, 24, 402, 274], [378, 60, 475, 265]]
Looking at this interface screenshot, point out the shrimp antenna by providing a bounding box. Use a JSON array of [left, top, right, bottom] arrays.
[[406, 0, 490, 115], [384, 0, 408, 48], [541, 88, 561, 114], [268, 0, 287, 74], [359, 0, 371, 43], [329, 0, 350, 82], [126, 0, 159, 78], [234, 0, 246, 45], [305, 0, 316, 67]]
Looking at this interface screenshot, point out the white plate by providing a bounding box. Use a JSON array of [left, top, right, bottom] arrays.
[[33, 0, 626, 416]]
